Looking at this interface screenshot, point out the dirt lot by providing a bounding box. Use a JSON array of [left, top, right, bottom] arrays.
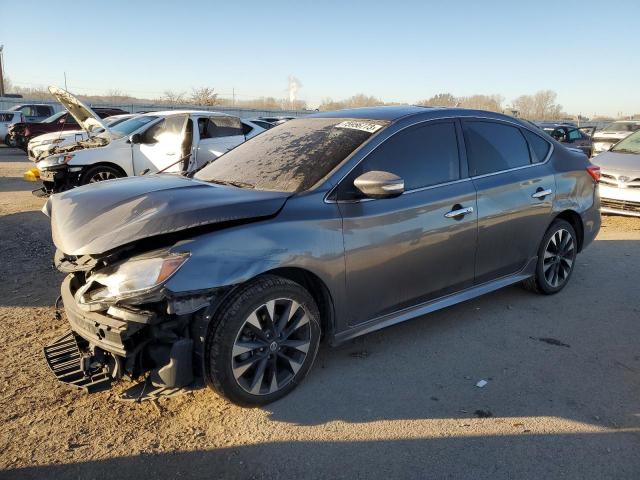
[[0, 145, 639, 479]]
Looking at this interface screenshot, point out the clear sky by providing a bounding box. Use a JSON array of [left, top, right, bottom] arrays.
[[1, 0, 638, 116]]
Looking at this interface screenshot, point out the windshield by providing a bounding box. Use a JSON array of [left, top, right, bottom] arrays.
[[194, 117, 389, 192], [104, 115, 131, 127], [602, 122, 640, 133], [611, 131, 640, 155], [42, 111, 66, 123], [100, 115, 159, 139]]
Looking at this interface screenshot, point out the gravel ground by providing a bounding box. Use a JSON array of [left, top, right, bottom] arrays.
[[0, 145, 639, 479]]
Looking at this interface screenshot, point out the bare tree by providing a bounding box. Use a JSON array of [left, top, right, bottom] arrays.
[[161, 90, 186, 105], [190, 87, 218, 106], [416, 93, 457, 107], [512, 90, 563, 120], [319, 94, 385, 111], [458, 94, 504, 112]]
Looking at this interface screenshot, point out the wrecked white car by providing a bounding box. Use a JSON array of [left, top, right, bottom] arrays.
[[27, 114, 136, 161], [34, 86, 254, 195]]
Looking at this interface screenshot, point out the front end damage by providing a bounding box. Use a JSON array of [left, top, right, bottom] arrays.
[[46, 248, 224, 399], [33, 137, 109, 196]]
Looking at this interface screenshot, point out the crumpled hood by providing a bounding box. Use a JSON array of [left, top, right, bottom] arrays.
[[45, 175, 290, 255], [592, 151, 640, 174], [48, 86, 110, 138]]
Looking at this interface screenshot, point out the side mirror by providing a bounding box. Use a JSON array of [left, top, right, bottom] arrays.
[[129, 133, 142, 144], [354, 170, 404, 198]]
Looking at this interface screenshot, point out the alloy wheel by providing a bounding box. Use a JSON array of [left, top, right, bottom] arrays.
[[231, 298, 311, 395], [542, 228, 575, 288], [89, 170, 118, 183]]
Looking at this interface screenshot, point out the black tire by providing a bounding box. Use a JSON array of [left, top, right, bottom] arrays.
[[5, 135, 17, 147], [523, 219, 578, 295], [205, 275, 321, 407], [79, 165, 124, 185]]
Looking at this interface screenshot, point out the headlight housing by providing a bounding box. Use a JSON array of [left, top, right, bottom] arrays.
[[37, 154, 74, 170], [77, 252, 190, 305]]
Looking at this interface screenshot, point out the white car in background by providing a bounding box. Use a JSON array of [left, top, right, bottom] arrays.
[[0, 110, 25, 145], [33, 86, 257, 195], [592, 130, 640, 217], [27, 114, 136, 161], [592, 120, 640, 156]]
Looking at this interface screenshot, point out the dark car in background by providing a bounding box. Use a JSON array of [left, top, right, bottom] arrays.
[[8, 103, 55, 122], [43, 106, 600, 407], [8, 107, 128, 149], [538, 122, 595, 157]]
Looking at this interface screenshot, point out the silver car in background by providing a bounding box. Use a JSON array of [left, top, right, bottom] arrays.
[[592, 120, 640, 156], [592, 130, 640, 216]]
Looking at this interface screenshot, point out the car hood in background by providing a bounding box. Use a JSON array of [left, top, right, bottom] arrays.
[[44, 175, 290, 255], [48, 86, 111, 138], [592, 151, 640, 173], [593, 131, 632, 141]]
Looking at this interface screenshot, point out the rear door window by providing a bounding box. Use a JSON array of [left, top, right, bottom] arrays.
[[568, 129, 582, 141], [199, 116, 243, 139], [36, 105, 52, 116], [523, 129, 551, 163], [338, 121, 461, 199], [463, 121, 531, 176]]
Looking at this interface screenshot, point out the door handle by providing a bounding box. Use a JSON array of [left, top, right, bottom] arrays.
[[532, 188, 553, 199], [444, 206, 474, 219], [166, 152, 176, 156]]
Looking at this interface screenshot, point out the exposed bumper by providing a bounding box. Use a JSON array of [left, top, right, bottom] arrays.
[[61, 275, 145, 357], [44, 331, 112, 393], [51, 274, 198, 394], [599, 184, 640, 217]]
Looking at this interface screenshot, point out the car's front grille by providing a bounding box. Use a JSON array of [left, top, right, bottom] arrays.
[[600, 172, 640, 189], [601, 198, 640, 213]]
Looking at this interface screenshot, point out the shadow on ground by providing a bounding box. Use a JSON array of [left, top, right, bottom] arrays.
[[5, 431, 640, 480], [0, 210, 62, 307]]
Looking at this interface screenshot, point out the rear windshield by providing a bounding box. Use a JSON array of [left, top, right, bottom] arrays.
[[611, 131, 640, 155], [194, 117, 389, 192]]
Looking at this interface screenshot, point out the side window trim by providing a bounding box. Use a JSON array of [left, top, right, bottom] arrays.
[[461, 118, 552, 179], [520, 126, 554, 165], [333, 119, 466, 202]]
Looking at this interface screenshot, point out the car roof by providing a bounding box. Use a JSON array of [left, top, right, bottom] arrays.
[[308, 105, 533, 126], [140, 109, 236, 117]]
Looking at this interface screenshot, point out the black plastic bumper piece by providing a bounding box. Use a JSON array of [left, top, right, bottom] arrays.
[[44, 331, 112, 393]]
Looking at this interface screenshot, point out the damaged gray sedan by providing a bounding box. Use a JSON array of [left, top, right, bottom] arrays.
[[43, 106, 600, 406]]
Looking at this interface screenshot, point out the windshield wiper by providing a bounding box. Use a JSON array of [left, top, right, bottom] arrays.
[[611, 149, 637, 154], [207, 179, 255, 189]]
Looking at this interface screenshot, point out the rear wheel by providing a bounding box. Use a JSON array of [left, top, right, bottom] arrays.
[[205, 275, 321, 406], [523, 219, 577, 294], [79, 165, 123, 185]]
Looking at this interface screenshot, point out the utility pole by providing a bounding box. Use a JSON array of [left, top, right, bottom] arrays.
[[0, 45, 5, 97], [232, 87, 235, 106], [64, 72, 68, 91]]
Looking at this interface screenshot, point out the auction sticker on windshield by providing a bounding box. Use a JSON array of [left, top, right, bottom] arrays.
[[335, 121, 384, 133]]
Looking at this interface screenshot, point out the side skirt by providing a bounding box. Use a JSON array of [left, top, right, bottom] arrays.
[[331, 257, 537, 345]]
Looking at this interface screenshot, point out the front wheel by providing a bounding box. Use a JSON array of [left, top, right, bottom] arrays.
[[523, 219, 578, 295], [205, 275, 321, 406], [4, 135, 16, 147], [79, 165, 123, 185]]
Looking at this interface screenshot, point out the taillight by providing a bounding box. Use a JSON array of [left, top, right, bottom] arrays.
[[586, 165, 601, 182]]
